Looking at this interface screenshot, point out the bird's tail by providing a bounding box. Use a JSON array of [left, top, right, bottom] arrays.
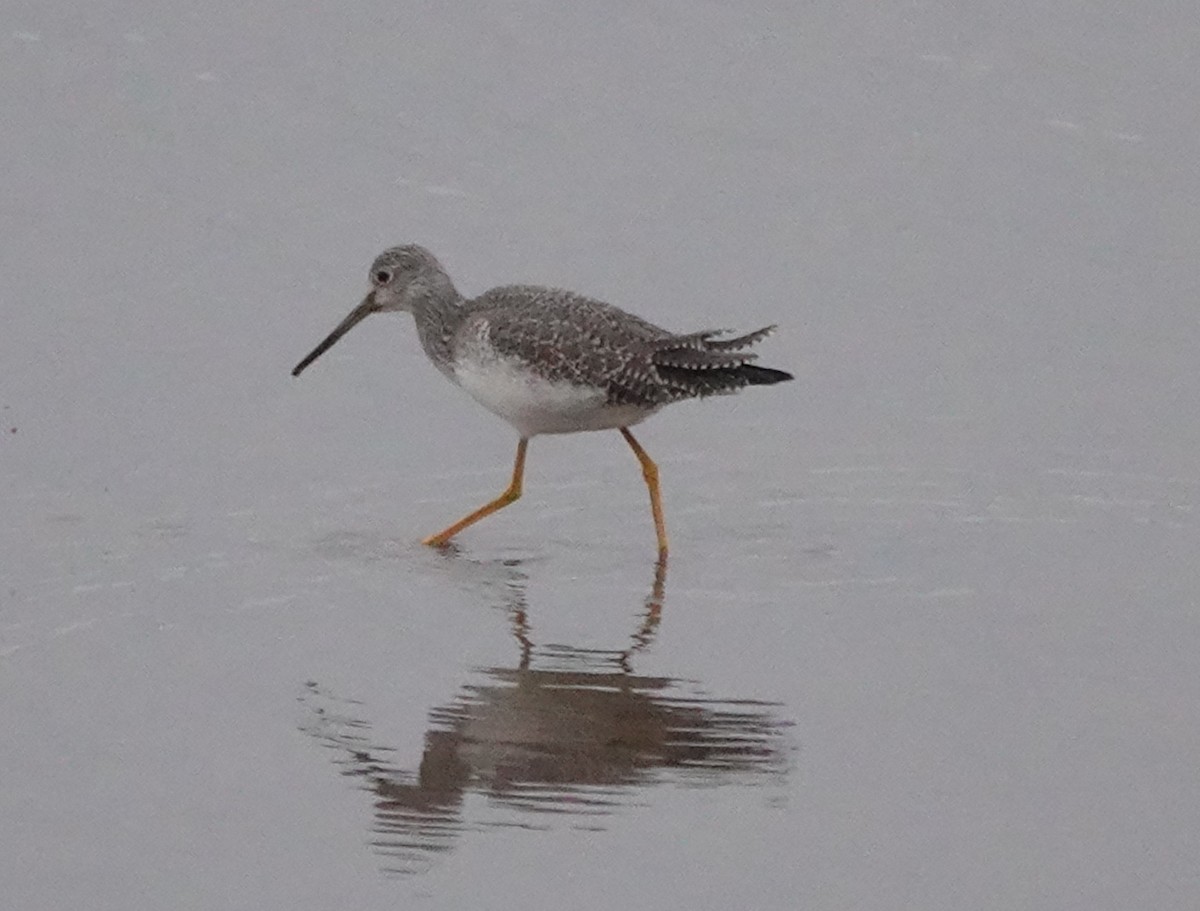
[[649, 326, 793, 397], [736, 364, 794, 385]]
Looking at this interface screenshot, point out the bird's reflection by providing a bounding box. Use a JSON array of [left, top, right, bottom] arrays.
[[299, 557, 791, 875]]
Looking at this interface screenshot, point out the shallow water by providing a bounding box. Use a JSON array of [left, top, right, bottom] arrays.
[[4, 2, 1199, 909], [297, 559, 791, 878]]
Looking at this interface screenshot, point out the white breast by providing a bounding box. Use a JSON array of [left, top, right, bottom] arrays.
[[452, 356, 655, 437]]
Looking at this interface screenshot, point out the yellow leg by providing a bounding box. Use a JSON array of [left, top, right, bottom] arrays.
[[422, 438, 528, 547], [620, 428, 669, 558]]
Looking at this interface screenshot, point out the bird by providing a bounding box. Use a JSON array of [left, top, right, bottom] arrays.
[[291, 245, 792, 558]]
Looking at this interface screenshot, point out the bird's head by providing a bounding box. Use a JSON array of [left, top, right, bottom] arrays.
[[367, 244, 449, 313], [291, 244, 451, 377]]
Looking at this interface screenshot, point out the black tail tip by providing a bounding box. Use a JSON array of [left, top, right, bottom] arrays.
[[743, 365, 794, 385]]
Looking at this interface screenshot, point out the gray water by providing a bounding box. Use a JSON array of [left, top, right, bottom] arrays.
[[3, 2, 1198, 909]]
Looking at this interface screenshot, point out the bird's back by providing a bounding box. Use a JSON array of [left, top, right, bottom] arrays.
[[451, 285, 792, 410]]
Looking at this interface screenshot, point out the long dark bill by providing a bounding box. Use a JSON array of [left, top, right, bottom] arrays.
[[292, 293, 379, 377]]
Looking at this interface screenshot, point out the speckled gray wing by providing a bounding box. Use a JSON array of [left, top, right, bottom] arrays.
[[459, 285, 793, 407]]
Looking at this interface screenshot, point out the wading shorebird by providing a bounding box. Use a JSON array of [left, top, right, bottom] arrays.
[[292, 245, 792, 557]]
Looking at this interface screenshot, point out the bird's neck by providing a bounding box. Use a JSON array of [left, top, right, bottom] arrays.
[[409, 278, 465, 376]]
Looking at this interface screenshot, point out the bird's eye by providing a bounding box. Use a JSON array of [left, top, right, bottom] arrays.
[[373, 268, 392, 285]]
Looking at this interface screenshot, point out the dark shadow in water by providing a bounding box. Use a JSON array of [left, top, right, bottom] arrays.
[[299, 557, 792, 876]]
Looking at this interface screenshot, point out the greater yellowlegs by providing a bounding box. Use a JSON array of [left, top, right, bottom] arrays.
[[292, 245, 792, 556]]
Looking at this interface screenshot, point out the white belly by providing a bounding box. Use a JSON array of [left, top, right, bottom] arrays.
[[452, 356, 655, 437]]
